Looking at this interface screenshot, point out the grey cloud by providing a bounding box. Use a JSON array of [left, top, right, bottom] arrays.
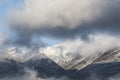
[[8, 0, 120, 45]]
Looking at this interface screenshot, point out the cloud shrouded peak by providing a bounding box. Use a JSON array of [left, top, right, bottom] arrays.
[[42, 34, 120, 70], [8, 0, 120, 45]]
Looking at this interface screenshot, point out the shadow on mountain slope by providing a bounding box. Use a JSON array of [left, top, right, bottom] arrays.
[[0, 58, 120, 80]]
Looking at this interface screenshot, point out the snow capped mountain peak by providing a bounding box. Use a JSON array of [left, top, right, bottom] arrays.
[[0, 47, 44, 62], [42, 36, 120, 70], [43, 46, 120, 70]]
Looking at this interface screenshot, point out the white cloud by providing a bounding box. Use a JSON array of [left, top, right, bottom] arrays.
[[0, 33, 120, 70], [9, 0, 120, 29], [42, 34, 120, 70]]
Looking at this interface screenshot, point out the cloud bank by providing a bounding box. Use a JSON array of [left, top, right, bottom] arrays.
[[8, 0, 120, 45]]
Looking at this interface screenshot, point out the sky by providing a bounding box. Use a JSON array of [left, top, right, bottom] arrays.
[[0, 0, 61, 47], [0, 0, 120, 58]]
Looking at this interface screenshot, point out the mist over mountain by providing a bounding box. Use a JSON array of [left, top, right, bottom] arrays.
[[0, 57, 120, 80], [0, 0, 120, 80], [0, 46, 120, 80]]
